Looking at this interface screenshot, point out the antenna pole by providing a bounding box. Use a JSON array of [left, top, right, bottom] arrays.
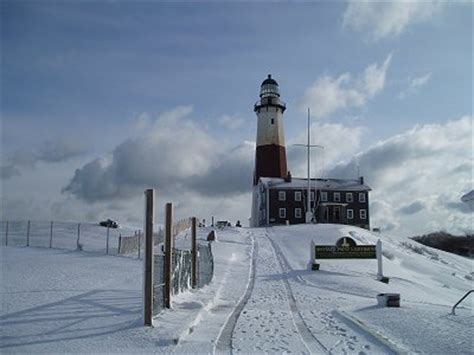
[[306, 108, 312, 223]]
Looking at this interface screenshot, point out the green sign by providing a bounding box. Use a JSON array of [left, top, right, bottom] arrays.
[[315, 245, 376, 259]]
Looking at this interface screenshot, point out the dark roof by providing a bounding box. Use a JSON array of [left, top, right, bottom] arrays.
[[261, 74, 278, 86]]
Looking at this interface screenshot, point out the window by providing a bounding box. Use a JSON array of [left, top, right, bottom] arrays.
[[271, 118, 275, 124], [320, 191, 328, 202], [347, 209, 354, 219], [278, 191, 286, 201], [334, 192, 341, 202], [359, 192, 366, 203], [279, 208, 286, 219], [294, 191, 302, 201], [346, 193, 353, 203], [295, 208, 302, 218], [310, 191, 315, 201], [360, 209, 367, 220]]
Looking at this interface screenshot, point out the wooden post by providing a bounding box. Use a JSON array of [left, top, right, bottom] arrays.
[[164, 202, 173, 309], [106, 225, 110, 254], [138, 230, 141, 259], [49, 221, 53, 248], [144, 189, 155, 326], [26, 220, 30, 246], [118, 234, 122, 254], [5, 221, 8, 246], [76, 223, 81, 249], [191, 217, 197, 289]]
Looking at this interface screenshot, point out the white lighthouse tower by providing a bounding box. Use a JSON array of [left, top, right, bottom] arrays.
[[253, 74, 288, 184], [251, 74, 289, 227]]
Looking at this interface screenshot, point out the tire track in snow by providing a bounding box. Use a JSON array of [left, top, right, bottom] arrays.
[[265, 230, 329, 354], [214, 232, 257, 354], [267, 231, 396, 354]]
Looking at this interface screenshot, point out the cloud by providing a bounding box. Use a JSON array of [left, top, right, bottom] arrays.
[[327, 115, 473, 235], [1, 138, 87, 179], [398, 200, 425, 215], [299, 54, 392, 118], [400, 72, 432, 99], [63, 106, 254, 202], [0, 165, 20, 179], [342, 1, 445, 41], [217, 114, 246, 130], [287, 122, 365, 177]]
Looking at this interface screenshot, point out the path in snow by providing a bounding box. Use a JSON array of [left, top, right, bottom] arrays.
[[266, 229, 395, 354], [232, 229, 321, 353]]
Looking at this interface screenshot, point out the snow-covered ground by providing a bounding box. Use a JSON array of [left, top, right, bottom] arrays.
[[1, 224, 472, 353]]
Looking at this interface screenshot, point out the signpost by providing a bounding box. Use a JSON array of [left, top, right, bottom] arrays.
[[310, 237, 388, 283]]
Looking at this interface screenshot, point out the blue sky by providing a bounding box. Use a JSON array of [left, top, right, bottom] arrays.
[[1, 1, 472, 234]]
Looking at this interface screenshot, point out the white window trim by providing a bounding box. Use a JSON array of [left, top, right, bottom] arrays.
[[346, 193, 353, 203], [295, 208, 302, 218], [334, 192, 341, 202], [320, 191, 328, 202], [360, 209, 367, 220], [359, 192, 366, 203], [294, 191, 302, 201], [278, 191, 286, 201], [279, 208, 286, 219], [347, 209, 354, 219]]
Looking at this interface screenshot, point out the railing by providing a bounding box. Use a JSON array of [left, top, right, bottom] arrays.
[[451, 289, 473, 315]]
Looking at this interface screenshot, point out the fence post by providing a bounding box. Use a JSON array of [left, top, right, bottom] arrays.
[[118, 234, 122, 254], [49, 221, 53, 248], [164, 202, 173, 309], [106, 225, 110, 254], [5, 221, 8, 246], [192, 217, 197, 289], [138, 230, 141, 259], [144, 189, 155, 326], [26, 220, 30, 246], [377, 239, 383, 279], [76, 223, 81, 250]]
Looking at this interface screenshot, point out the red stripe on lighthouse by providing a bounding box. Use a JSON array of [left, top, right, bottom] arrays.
[[254, 144, 288, 185]]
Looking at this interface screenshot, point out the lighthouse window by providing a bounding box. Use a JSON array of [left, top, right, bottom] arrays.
[[271, 118, 275, 124]]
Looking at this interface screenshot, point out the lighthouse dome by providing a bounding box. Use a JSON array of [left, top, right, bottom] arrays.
[[260, 74, 280, 98]]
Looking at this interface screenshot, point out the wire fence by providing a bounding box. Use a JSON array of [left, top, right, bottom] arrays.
[[0, 220, 160, 258]]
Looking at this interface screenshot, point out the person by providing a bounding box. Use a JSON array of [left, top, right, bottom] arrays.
[[236, 220, 242, 227]]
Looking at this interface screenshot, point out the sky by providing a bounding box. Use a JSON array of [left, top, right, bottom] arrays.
[[1, 0, 472, 236]]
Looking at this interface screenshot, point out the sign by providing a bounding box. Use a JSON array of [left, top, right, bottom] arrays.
[[314, 245, 376, 259], [309, 239, 388, 283]]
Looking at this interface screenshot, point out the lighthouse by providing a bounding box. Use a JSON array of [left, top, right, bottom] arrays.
[[253, 74, 288, 184]]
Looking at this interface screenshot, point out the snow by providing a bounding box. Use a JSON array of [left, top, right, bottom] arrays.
[[1, 223, 472, 353], [259, 177, 371, 191]]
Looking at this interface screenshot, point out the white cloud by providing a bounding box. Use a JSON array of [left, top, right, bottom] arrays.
[[287, 122, 365, 177], [342, 1, 445, 41], [1, 138, 87, 179], [63, 106, 256, 205], [400, 72, 432, 98], [217, 114, 245, 130], [299, 54, 391, 118], [328, 116, 473, 235]]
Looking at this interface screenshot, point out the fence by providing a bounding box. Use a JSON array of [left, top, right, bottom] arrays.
[[0, 220, 145, 257], [143, 201, 213, 318]]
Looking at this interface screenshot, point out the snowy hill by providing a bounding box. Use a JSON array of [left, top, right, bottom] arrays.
[[1, 224, 472, 353]]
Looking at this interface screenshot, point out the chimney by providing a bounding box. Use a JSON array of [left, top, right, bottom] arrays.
[[285, 171, 292, 182], [360, 176, 364, 185]]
